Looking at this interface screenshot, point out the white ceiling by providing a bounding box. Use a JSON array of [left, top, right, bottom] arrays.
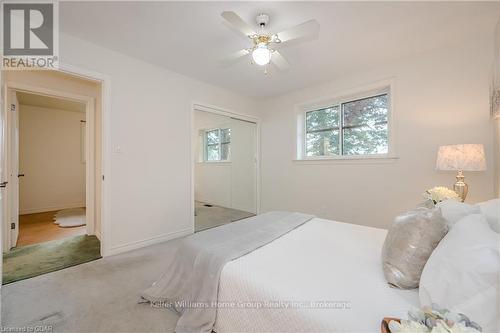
[[60, 2, 500, 98], [17, 91, 86, 113]]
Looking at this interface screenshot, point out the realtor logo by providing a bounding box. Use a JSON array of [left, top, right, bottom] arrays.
[[2, 1, 59, 69]]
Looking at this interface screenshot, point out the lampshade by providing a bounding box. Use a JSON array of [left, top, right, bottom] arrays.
[[436, 144, 486, 171]]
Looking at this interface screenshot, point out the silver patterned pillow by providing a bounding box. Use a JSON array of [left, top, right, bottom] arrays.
[[382, 207, 448, 289]]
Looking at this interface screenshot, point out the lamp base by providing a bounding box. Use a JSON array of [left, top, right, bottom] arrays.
[[453, 170, 468, 202]]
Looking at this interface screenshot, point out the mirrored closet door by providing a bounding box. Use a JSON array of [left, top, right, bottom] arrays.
[[193, 109, 257, 232]]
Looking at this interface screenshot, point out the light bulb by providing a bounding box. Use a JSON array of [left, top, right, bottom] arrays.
[[252, 44, 271, 66]]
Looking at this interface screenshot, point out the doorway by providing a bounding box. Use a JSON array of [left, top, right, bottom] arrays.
[[192, 105, 259, 232], [16, 91, 88, 245], [1, 70, 103, 284]]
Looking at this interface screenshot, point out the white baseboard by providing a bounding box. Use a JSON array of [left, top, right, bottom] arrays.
[[20, 202, 86, 215], [94, 227, 101, 240], [103, 227, 193, 257]]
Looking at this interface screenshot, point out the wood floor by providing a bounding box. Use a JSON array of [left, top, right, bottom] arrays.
[[17, 211, 86, 247]]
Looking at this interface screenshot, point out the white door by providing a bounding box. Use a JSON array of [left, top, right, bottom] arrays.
[[1, 85, 7, 253], [9, 89, 19, 248]]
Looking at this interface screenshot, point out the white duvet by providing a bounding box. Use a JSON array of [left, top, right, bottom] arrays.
[[214, 218, 419, 333]]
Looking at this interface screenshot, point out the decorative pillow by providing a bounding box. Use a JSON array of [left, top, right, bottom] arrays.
[[419, 214, 500, 332], [437, 200, 480, 228], [381, 207, 448, 289], [477, 199, 500, 233]]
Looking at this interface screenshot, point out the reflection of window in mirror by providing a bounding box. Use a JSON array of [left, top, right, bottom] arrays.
[[203, 128, 231, 162]]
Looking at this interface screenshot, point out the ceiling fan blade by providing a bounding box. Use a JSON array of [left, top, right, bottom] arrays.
[[221, 11, 256, 37], [220, 49, 250, 66], [275, 19, 320, 44], [271, 51, 290, 71]]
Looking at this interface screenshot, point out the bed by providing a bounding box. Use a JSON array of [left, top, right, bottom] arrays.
[[143, 213, 419, 333], [214, 218, 419, 333]]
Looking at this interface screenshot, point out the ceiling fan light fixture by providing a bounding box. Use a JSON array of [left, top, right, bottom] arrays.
[[221, 11, 319, 71], [252, 43, 271, 66]]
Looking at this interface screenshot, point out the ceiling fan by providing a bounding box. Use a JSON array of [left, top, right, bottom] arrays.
[[221, 11, 320, 73]]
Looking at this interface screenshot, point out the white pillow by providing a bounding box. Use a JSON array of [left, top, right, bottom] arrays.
[[477, 199, 500, 233], [419, 214, 500, 332], [437, 200, 480, 227]]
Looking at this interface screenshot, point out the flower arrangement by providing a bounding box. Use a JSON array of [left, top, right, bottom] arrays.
[[389, 304, 482, 333], [423, 186, 460, 205]]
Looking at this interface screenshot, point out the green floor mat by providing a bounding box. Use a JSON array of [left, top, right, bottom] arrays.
[[3, 235, 101, 285]]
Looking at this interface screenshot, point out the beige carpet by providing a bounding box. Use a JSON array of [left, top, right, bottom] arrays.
[[2, 239, 181, 333], [2, 206, 256, 332], [194, 201, 255, 232]]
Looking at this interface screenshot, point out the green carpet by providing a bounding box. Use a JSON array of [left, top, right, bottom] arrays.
[[2, 235, 101, 285]]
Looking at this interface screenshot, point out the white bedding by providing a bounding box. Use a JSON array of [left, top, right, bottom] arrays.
[[214, 218, 419, 333]]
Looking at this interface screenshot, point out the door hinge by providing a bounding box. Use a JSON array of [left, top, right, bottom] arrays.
[[10, 223, 15, 230], [10, 104, 16, 112]]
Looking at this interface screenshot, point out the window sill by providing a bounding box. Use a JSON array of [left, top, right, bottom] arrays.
[[196, 161, 232, 165], [293, 155, 399, 165]]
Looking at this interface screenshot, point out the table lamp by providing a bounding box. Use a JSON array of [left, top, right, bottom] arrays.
[[436, 144, 486, 202]]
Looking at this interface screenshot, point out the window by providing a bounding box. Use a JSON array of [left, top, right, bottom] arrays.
[[205, 128, 231, 161], [304, 93, 389, 158]]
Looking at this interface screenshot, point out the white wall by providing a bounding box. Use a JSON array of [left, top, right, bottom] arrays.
[[193, 110, 257, 213], [55, 33, 259, 255], [495, 120, 500, 197], [493, 19, 500, 198], [19, 105, 85, 214], [259, 37, 496, 229]]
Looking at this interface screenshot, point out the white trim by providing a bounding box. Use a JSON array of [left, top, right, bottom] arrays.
[[192, 103, 259, 124], [190, 102, 261, 231], [196, 161, 232, 165], [80, 120, 86, 163], [85, 98, 95, 236], [2, 63, 111, 257], [6, 83, 93, 104], [299, 84, 392, 112], [19, 202, 86, 215], [292, 156, 399, 165], [58, 63, 112, 257], [295, 78, 397, 161], [105, 228, 192, 257]]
